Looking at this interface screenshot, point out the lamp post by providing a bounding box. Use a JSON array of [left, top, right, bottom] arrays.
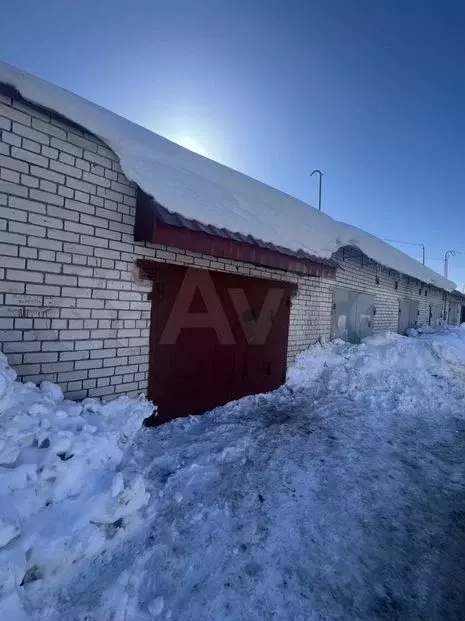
[[310, 169, 323, 212], [444, 250, 456, 279]]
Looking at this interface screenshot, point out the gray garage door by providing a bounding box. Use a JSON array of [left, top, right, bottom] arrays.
[[429, 303, 443, 326], [398, 299, 419, 334], [332, 288, 375, 343], [448, 301, 460, 325]]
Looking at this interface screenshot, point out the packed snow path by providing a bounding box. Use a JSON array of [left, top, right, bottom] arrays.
[[5, 328, 465, 620]]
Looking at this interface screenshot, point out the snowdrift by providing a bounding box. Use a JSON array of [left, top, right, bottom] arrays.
[[2, 329, 465, 620], [288, 326, 465, 400], [0, 349, 154, 619], [87, 326, 465, 621], [0, 61, 455, 291]]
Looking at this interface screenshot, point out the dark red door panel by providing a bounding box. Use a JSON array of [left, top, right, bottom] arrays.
[[148, 263, 295, 423]]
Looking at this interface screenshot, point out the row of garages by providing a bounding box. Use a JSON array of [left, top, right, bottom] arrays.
[[332, 290, 462, 343], [140, 247, 464, 423], [0, 70, 463, 425]]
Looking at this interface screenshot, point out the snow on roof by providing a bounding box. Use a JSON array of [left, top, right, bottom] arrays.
[[0, 61, 455, 291]]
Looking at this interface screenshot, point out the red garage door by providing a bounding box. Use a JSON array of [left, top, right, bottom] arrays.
[[147, 263, 295, 424]]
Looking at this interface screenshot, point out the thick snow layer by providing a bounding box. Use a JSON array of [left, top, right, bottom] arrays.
[[0, 350, 154, 619], [8, 327, 465, 620], [0, 61, 455, 291]]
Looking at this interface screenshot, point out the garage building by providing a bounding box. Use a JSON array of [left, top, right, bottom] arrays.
[[0, 63, 461, 422]]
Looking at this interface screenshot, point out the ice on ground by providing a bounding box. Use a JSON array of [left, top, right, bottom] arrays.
[[0, 350, 153, 619], [0, 61, 455, 291], [5, 327, 463, 621]]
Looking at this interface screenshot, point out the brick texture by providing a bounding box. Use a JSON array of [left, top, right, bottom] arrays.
[[0, 95, 462, 400], [331, 246, 451, 335]]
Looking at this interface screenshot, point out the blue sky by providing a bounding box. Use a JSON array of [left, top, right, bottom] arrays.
[[1, 0, 464, 284]]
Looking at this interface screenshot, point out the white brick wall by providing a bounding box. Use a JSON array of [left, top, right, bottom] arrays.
[[0, 94, 461, 401], [331, 246, 451, 334], [0, 97, 151, 399], [0, 94, 336, 398]]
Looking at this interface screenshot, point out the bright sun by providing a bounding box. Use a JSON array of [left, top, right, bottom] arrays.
[[175, 136, 208, 157]]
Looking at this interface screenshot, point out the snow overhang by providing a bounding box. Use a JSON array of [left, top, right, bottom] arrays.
[[0, 61, 456, 292], [135, 191, 337, 278]]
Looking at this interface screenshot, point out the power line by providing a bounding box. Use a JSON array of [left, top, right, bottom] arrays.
[[383, 238, 425, 265], [383, 238, 465, 272], [383, 238, 420, 248]]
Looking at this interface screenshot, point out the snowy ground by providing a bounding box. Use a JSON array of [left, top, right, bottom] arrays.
[[2, 328, 465, 620]]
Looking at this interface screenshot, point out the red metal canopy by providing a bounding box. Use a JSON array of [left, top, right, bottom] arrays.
[[135, 190, 337, 278]]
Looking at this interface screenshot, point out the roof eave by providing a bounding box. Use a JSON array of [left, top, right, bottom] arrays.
[[135, 190, 337, 278]]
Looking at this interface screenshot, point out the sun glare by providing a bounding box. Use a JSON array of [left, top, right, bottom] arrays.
[[175, 135, 209, 157]]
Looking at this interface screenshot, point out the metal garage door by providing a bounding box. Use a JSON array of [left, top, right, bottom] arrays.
[[147, 263, 295, 423], [398, 299, 419, 334], [429, 303, 443, 326], [332, 288, 375, 343], [448, 301, 460, 325]]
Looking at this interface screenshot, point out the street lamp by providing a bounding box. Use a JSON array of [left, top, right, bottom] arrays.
[[310, 169, 323, 212], [444, 250, 456, 279]]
